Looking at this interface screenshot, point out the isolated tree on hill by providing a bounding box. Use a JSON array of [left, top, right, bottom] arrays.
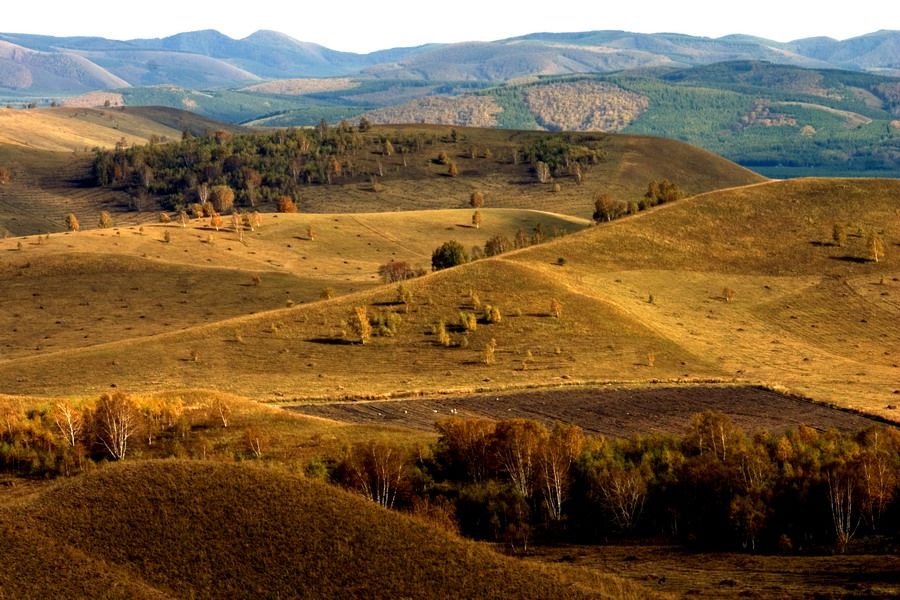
[[550, 298, 563, 319], [832, 223, 847, 247], [94, 392, 138, 461], [159, 212, 171, 224], [448, 161, 459, 177], [231, 212, 243, 242], [383, 139, 394, 157], [178, 210, 189, 228], [211, 185, 235, 214], [472, 210, 483, 229], [65, 213, 79, 232], [98, 211, 113, 229], [867, 233, 886, 263], [277, 196, 298, 213], [470, 190, 485, 208], [0, 166, 11, 184], [593, 193, 626, 223], [209, 212, 223, 231], [349, 306, 372, 344], [432, 240, 468, 271]]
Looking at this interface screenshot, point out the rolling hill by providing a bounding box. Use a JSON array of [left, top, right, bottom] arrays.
[[1, 177, 896, 422], [0, 461, 647, 598], [0, 106, 243, 236]]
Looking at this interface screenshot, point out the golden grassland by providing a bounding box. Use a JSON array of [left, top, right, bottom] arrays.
[[0, 209, 586, 359], [0, 107, 183, 152], [0, 178, 895, 421], [0, 112, 764, 238], [0, 461, 659, 600]]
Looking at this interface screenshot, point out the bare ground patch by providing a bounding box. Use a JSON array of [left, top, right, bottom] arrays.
[[288, 385, 884, 436]]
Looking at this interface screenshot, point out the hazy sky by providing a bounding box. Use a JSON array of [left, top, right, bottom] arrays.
[[5, 0, 899, 52]]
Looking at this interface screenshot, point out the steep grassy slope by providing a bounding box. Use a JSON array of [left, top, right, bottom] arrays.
[[2, 179, 895, 420], [0, 461, 649, 599]]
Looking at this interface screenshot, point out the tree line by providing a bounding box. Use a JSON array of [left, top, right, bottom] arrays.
[[333, 413, 900, 554]]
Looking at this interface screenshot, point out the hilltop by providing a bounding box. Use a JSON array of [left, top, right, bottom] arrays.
[[1, 177, 896, 420], [0, 461, 646, 599]]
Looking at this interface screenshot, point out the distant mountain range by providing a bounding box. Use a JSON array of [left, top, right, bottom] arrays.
[[1, 29, 899, 93]]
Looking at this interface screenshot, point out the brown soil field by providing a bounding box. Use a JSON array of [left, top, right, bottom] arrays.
[[288, 385, 883, 436], [528, 544, 900, 599]]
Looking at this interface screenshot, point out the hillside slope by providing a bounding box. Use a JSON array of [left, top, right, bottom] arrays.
[[0, 106, 243, 236], [1, 179, 894, 420], [0, 461, 639, 599]]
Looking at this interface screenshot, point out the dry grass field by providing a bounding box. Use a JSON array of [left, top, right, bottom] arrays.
[[0, 209, 586, 360], [1, 178, 894, 422]]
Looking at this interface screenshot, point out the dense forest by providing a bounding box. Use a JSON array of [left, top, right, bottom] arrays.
[[91, 124, 607, 213]]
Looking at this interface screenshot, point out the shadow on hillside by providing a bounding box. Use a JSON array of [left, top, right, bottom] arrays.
[[307, 337, 356, 346], [809, 240, 836, 247], [829, 255, 871, 264]]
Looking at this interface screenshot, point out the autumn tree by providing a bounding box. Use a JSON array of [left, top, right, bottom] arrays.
[[65, 213, 80, 232], [94, 392, 138, 460], [832, 223, 847, 247], [0, 166, 11, 184], [349, 306, 372, 344], [867, 233, 886, 263], [52, 401, 84, 448], [159, 212, 171, 224], [434, 417, 497, 482], [493, 419, 548, 499], [550, 298, 563, 318], [482, 338, 497, 366], [241, 167, 262, 207], [211, 184, 235, 213], [432, 240, 468, 271], [534, 161, 551, 184], [484, 234, 512, 257], [448, 161, 459, 177], [470, 191, 485, 208], [277, 196, 298, 213], [338, 441, 410, 509], [472, 210, 482, 229], [231, 212, 243, 242], [538, 423, 584, 521], [209, 212, 223, 231], [593, 193, 626, 223], [378, 260, 419, 283]]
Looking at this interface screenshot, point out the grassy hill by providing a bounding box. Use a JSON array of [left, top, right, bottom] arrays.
[[0, 209, 586, 360], [2, 178, 895, 421], [0, 107, 243, 236], [0, 461, 650, 599]]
